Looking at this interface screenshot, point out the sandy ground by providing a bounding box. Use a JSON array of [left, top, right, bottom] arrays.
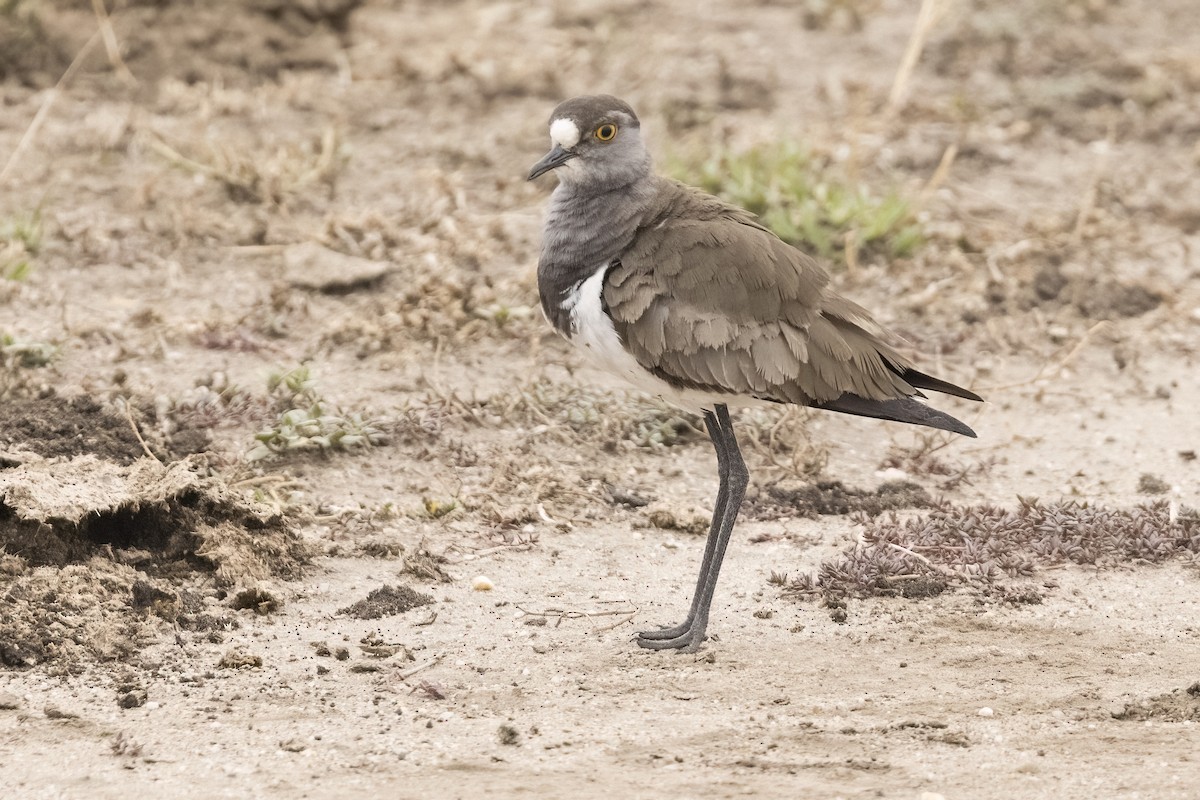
[[2, 0, 1200, 797]]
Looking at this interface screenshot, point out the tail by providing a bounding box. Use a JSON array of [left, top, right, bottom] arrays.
[[816, 395, 978, 438]]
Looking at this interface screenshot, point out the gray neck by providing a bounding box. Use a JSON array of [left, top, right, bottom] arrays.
[[537, 176, 658, 335]]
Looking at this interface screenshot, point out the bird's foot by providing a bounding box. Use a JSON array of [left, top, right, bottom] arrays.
[[635, 623, 706, 652], [635, 621, 692, 641]]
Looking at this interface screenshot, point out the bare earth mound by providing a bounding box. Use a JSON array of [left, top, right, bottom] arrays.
[[0, 456, 307, 669]]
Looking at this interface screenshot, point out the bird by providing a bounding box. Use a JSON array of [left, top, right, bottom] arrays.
[[528, 95, 982, 652]]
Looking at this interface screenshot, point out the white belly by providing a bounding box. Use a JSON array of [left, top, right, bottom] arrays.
[[562, 266, 750, 415]]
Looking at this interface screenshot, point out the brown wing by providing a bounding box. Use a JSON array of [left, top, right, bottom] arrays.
[[605, 181, 927, 407]]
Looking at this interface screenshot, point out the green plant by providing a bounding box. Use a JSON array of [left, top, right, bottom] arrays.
[[247, 365, 386, 461], [1, 333, 56, 398], [669, 142, 922, 267], [1, 209, 42, 282], [1, 334, 55, 367]]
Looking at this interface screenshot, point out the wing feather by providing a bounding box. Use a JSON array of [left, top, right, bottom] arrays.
[[605, 179, 979, 415]]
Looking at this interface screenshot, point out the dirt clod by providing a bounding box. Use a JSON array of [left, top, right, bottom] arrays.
[[339, 585, 434, 619], [1113, 686, 1200, 722], [1137, 473, 1170, 494], [646, 510, 709, 534], [218, 648, 263, 670], [232, 587, 283, 615]]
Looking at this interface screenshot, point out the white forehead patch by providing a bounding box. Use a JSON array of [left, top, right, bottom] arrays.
[[549, 118, 581, 149]]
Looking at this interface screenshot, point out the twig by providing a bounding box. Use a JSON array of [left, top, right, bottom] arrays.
[[471, 542, 536, 557], [398, 654, 443, 681], [1072, 140, 1112, 245], [226, 244, 291, 255], [984, 321, 1111, 392], [142, 134, 220, 178], [0, 30, 103, 185], [884, 542, 958, 579], [843, 230, 859, 276], [516, 602, 639, 630], [123, 402, 161, 463], [884, 541, 934, 567], [887, 0, 951, 115], [90, 0, 136, 85], [230, 474, 300, 489], [918, 142, 959, 206], [591, 611, 638, 633]]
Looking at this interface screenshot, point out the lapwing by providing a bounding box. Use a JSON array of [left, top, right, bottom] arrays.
[[529, 95, 982, 652]]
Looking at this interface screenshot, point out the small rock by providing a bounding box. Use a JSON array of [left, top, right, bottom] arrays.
[[0, 692, 21, 710], [472, 575, 495, 591], [280, 738, 307, 752], [977, 707, 994, 717], [874, 467, 909, 482], [607, 485, 650, 507], [284, 241, 394, 293], [118, 690, 147, 709]]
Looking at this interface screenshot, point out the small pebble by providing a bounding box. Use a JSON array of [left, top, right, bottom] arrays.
[[472, 575, 495, 591], [977, 707, 994, 717], [875, 467, 909, 482], [0, 692, 21, 710]]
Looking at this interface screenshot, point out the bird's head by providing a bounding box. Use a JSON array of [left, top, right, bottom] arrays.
[[528, 95, 650, 190]]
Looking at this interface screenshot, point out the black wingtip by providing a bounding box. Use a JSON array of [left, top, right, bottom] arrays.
[[900, 367, 984, 403], [816, 395, 978, 438]]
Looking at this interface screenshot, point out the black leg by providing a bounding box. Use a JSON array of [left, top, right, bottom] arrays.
[[636, 410, 729, 642], [637, 404, 747, 652]]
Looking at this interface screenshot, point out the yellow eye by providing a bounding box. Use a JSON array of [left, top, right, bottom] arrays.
[[595, 123, 617, 141]]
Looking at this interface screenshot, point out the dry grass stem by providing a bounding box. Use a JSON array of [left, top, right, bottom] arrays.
[[398, 655, 443, 681], [887, 0, 952, 114], [1072, 141, 1112, 244], [516, 601, 639, 630], [122, 402, 161, 463], [985, 321, 1112, 392], [918, 143, 959, 206], [90, 0, 136, 85]]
